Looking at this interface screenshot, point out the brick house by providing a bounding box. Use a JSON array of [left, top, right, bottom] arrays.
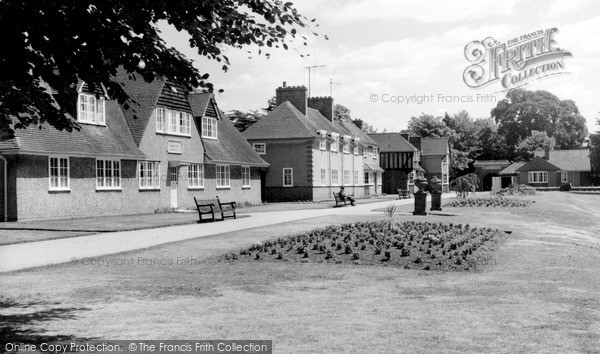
[[498, 148, 591, 188], [242, 83, 382, 202], [0, 73, 267, 221]]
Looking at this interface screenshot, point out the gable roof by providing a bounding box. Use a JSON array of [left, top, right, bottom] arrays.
[[115, 70, 166, 146], [421, 137, 450, 156], [242, 101, 348, 141], [368, 133, 417, 152], [0, 100, 145, 159], [498, 162, 526, 175], [188, 93, 268, 167], [473, 160, 511, 167], [516, 156, 560, 172], [533, 149, 591, 171]]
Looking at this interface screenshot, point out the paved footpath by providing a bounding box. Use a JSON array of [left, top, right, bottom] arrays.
[[0, 198, 417, 273]]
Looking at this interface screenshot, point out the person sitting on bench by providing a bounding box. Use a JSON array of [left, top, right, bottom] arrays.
[[338, 186, 355, 206]]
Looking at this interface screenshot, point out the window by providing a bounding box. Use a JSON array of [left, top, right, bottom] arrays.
[[242, 166, 251, 188], [155, 108, 191, 136], [331, 169, 339, 185], [96, 159, 121, 189], [353, 145, 359, 155], [442, 160, 449, 184], [354, 170, 359, 185], [202, 117, 218, 139], [319, 138, 327, 150], [343, 170, 351, 186], [216, 165, 230, 188], [331, 134, 339, 152], [49, 156, 69, 190], [343, 140, 350, 154], [78, 93, 105, 125], [408, 171, 416, 185], [561, 171, 568, 183], [283, 168, 293, 187], [138, 161, 160, 189], [528, 171, 548, 183], [414, 150, 421, 163], [253, 143, 266, 155], [320, 169, 327, 186], [364, 172, 373, 185], [188, 164, 204, 189], [373, 147, 378, 159]]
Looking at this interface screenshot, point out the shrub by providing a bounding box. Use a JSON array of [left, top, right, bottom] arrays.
[[384, 250, 391, 260]]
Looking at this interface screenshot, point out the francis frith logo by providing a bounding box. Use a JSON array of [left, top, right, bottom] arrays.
[[463, 28, 571, 90]]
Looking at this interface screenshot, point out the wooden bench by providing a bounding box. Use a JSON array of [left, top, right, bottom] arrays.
[[333, 192, 348, 207], [397, 188, 411, 199], [194, 196, 236, 223]]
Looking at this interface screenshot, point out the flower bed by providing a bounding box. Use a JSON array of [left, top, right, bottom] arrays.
[[444, 197, 533, 208], [221, 221, 506, 271]]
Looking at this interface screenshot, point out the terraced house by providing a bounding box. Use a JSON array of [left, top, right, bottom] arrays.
[[242, 83, 382, 202], [0, 71, 267, 221]]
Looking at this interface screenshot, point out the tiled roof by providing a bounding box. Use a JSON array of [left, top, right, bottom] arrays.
[[421, 137, 449, 156], [243, 102, 316, 140], [516, 156, 560, 172], [533, 149, 591, 171], [115, 69, 165, 146], [363, 160, 384, 172], [189, 93, 268, 167], [473, 160, 511, 166], [368, 133, 417, 152], [242, 102, 349, 140], [498, 162, 526, 175], [338, 120, 379, 147], [0, 101, 145, 159]]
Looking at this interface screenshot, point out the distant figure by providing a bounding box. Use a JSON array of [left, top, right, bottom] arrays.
[[338, 186, 355, 206]]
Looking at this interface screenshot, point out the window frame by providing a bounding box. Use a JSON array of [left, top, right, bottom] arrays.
[[202, 116, 218, 139], [242, 166, 251, 188], [283, 168, 293, 187], [528, 171, 548, 183], [188, 164, 205, 189], [48, 156, 70, 191], [77, 93, 106, 125], [343, 169, 351, 186], [320, 168, 327, 186], [216, 165, 230, 188], [96, 159, 121, 190], [331, 169, 339, 186], [331, 133, 339, 153], [561, 171, 568, 183], [253, 143, 266, 155], [354, 170, 359, 186], [155, 107, 191, 136], [138, 161, 161, 190]]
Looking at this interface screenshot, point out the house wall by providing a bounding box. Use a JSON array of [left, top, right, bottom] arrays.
[[382, 170, 409, 194], [186, 165, 262, 207], [517, 171, 560, 187]]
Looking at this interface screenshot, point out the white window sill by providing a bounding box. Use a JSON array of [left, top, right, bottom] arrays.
[[156, 131, 191, 138], [78, 121, 106, 126], [188, 187, 205, 190], [242, 186, 251, 189], [96, 188, 122, 191], [216, 186, 230, 189], [49, 188, 71, 192], [139, 187, 161, 191], [202, 136, 219, 140]]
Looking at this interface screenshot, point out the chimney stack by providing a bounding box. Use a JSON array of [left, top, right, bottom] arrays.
[[275, 84, 307, 115], [308, 96, 334, 122], [400, 133, 410, 141], [352, 119, 363, 129], [544, 146, 551, 160]]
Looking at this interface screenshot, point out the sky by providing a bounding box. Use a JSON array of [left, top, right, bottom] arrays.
[[159, 0, 600, 134]]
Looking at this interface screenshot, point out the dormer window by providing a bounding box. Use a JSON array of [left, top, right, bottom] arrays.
[[156, 108, 191, 136], [331, 133, 339, 152], [78, 93, 105, 125], [202, 117, 218, 139]]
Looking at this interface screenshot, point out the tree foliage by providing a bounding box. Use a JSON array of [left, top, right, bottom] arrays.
[[491, 89, 588, 153], [0, 0, 323, 135], [450, 173, 479, 198], [407, 114, 455, 139], [590, 118, 600, 184], [516, 131, 556, 161], [333, 104, 352, 122], [226, 109, 266, 132]]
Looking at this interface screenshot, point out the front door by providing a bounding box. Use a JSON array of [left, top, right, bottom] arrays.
[[169, 166, 179, 209]]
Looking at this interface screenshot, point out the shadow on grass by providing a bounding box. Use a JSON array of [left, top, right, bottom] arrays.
[[0, 297, 93, 349]]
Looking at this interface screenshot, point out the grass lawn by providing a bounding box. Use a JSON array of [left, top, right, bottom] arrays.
[[1, 192, 599, 353]]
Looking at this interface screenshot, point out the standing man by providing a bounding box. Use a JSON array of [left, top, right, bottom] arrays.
[[338, 186, 355, 206]]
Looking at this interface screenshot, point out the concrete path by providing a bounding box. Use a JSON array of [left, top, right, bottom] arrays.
[[0, 198, 420, 273]]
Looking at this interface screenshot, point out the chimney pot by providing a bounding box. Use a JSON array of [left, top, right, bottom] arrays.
[[282, 81, 287, 87], [308, 96, 334, 122]]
